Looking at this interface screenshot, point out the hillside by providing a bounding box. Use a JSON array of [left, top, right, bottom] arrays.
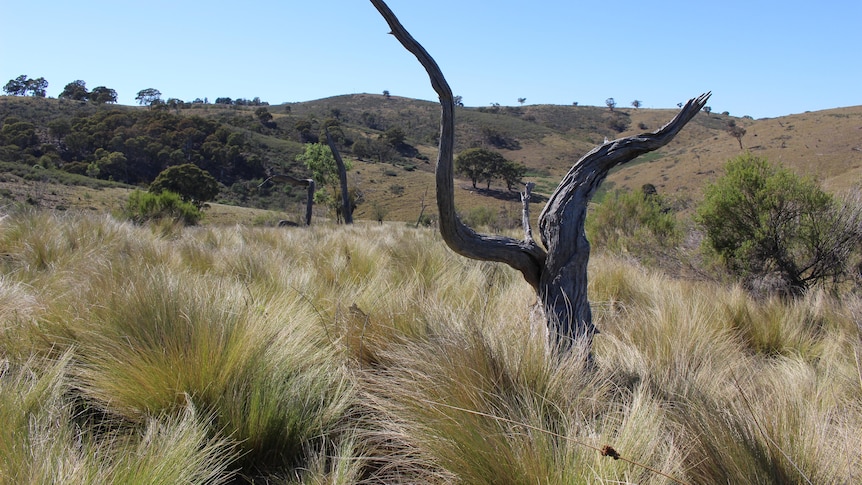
[[2, 94, 861, 224]]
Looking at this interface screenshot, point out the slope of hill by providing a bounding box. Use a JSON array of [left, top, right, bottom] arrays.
[[2, 94, 861, 224]]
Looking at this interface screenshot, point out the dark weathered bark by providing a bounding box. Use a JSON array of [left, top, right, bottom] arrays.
[[370, 0, 709, 350], [325, 128, 353, 224], [260, 174, 315, 226], [537, 92, 710, 346], [521, 182, 536, 245], [370, 0, 546, 289]]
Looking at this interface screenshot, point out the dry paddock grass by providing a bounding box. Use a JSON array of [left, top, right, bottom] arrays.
[[1, 209, 860, 484]]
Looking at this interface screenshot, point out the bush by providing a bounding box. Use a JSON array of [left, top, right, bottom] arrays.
[[587, 187, 680, 254], [123, 190, 202, 225], [459, 205, 519, 232], [696, 154, 861, 295], [149, 164, 219, 208], [461, 206, 496, 229], [389, 184, 405, 196], [607, 115, 631, 133]]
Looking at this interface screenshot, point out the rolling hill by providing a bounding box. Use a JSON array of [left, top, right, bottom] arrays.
[[2, 94, 861, 224]]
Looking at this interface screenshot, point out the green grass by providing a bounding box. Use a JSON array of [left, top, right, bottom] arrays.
[[1, 209, 860, 483]]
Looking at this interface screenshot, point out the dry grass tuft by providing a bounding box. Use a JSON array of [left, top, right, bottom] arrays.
[[1, 210, 860, 483]]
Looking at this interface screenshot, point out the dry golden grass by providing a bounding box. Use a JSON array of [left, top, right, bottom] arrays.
[[1, 208, 860, 483]]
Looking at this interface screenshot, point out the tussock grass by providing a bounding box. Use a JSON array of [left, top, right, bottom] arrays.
[[0, 353, 238, 484], [1, 210, 860, 483]]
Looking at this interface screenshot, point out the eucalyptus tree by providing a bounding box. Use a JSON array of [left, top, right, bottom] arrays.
[[3, 75, 47, 97], [135, 88, 162, 106], [59, 80, 89, 100], [90, 86, 118, 104]]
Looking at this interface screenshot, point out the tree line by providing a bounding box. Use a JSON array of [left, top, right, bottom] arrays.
[[4, 75, 117, 104], [3, 74, 270, 109], [0, 107, 265, 187]]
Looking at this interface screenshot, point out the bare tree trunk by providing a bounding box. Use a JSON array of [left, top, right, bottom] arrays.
[[521, 182, 536, 244], [415, 186, 429, 228], [325, 128, 353, 224], [304, 179, 315, 226], [259, 174, 315, 226], [370, 0, 709, 350], [535, 108, 710, 346]]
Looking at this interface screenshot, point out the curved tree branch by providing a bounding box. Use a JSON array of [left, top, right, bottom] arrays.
[[370, 0, 546, 289], [370, 0, 709, 348], [538, 93, 711, 248], [536, 93, 711, 344]]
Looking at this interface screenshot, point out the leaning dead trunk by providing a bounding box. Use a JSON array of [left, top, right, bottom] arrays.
[[259, 174, 315, 226], [370, 0, 709, 350], [325, 128, 353, 224]]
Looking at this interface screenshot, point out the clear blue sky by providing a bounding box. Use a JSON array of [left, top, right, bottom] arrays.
[[2, 0, 859, 118]]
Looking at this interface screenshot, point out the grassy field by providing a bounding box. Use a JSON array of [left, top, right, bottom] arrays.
[[1, 208, 860, 483]]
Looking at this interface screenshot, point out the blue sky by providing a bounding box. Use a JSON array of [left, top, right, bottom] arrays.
[[2, 0, 859, 118]]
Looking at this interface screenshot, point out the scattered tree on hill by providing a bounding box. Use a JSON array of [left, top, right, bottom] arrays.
[[90, 86, 118, 104], [518, 97, 526, 105], [500, 159, 527, 191], [631, 99, 642, 109], [696, 154, 862, 296], [702, 105, 712, 115], [59, 80, 89, 101], [3, 75, 29, 96], [352, 137, 395, 163], [135, 88, 162, 106], [382, 90, 391, 98], [382, 127, 406, 148], [605, 97, 616, 111], [255, 107, 274, 126], [456, 148, 505, 189], [726, 120, 746, 149], [3, 75, 48, 97], [371, 0, 709, 351], [162, 98, 176, 113], [149, 163, 220, 208], [28, 77, 48, 97], [456, 147, 527, 191], [294, 119, 318, 143]]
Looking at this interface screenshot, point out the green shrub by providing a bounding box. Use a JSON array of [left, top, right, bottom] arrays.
[[461, 205, 496, 229], [587, 188, 680, 253], [123, 190, 202, 225], [149, 164, 219, 208], [696, 153, 860, 295], [389, 184, 405, 196]]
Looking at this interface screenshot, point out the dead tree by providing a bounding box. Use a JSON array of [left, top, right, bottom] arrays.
[[259, 175, 315, 226], [324, 128, 353, 224], [370, 0, 710, 350]]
